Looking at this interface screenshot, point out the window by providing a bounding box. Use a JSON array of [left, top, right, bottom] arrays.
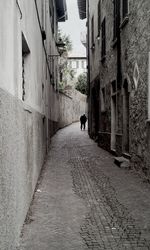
[[76, 60, 79, 68], [22, 33, 30, 101], [97, 0, 101, 37], [72, 61, 76, 69], [113, 0, 118, 40], [122, 0, 128, 19], [68, 60, 72, 68], [101, 87, 105, 112], [82, 60, 85, 69], [49, 0, 54, 33], [101, 18, 106, 59], [91, 16, 95, 48]]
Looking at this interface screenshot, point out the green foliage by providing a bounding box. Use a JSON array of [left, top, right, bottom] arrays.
[[58, 29, 75, 89], [58, 30, 72, 53], [75, 73, 87, 95]]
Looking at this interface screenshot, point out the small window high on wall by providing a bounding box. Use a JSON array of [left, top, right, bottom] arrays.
[[97, 0, 101, 37], [122, 0, 128, 19], [22, 32, 30, 101], [91, 16, 95, 48]]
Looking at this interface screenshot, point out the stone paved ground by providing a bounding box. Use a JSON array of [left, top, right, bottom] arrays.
[[19, 123, 150, 250]]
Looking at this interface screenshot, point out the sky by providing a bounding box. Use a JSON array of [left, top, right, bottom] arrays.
[[59, 0, 86, 57]]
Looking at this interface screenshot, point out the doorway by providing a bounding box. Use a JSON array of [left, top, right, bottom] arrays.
[[123, 79, 129, 153], [111, 80, 117, 150]]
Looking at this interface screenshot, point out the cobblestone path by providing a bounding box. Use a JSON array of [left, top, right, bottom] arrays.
[[19, 123, 150, 250]]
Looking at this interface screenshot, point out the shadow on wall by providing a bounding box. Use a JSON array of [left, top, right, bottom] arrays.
[[59, 88, 87, 128]]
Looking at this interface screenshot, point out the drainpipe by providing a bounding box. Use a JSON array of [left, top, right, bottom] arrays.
[[87, 0, 91, 135], [16, 0, 22, 19], [34, 0, 52, 80]]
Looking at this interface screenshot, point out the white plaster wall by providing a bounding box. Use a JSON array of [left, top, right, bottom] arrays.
[[0, 0, 61, 249], [59, 92, 73, 127], [59, 89, 87, 128]]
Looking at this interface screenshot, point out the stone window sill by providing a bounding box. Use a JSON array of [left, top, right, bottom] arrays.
[[101, 109, 106, 114], [146, 119, 150, 124], [120, 16, 129, 29]]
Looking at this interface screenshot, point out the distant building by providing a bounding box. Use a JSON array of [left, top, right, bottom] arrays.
[[78, 0, 150, 179], [68, 56, 87, 78], [59, 55, 87, 88]]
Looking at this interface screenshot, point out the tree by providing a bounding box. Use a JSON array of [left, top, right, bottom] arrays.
[[58, 30, 75, 90], [58, 30, 72, 53], [75, 73, 87, 95]]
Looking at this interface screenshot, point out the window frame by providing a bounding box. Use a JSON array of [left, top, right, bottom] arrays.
[[91, 15, 95, 50], [122, 0, 129, 19], [120, 0, 129, 28], [101, 17, 106, 60], [97, 0, 101, 37], [113, 0, 118, 41]]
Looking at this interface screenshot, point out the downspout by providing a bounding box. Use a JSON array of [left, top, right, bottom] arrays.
[[16, 0, 22, 19], [87, 0, 91, 134], [34, 0, 52, 80]]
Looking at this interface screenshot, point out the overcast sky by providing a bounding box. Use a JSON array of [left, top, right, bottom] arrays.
[[59, 0, 86, 57]]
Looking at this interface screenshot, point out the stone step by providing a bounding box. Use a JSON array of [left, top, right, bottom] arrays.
[[114, 156, 130, 168], [122, 152, 131, 160]]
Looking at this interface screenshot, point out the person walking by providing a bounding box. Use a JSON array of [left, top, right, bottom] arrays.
[[80, 114, 87, 130]]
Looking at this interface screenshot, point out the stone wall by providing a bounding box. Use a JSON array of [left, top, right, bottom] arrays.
[[59, 91, 73, 128], [120, 0, 150, 175], [59, 88, 87, 128], [0, 88, 46, 249], [88, 0, 150, 177], [0, 0, 65, 249]]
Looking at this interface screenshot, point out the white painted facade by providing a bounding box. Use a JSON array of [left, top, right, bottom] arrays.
[[68, 57, 87, 78], [0, 0, 67, 249]]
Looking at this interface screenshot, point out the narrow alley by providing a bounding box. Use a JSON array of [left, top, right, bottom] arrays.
[[19, 123, 150, 250]]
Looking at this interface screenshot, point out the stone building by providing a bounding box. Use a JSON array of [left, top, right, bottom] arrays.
[[0, 0, 67, 249], [78, 0, 150, 177]]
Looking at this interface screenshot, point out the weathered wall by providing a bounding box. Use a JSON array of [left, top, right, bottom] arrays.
[[88, 0, 150, 177], [0, 89, 46, 250], [120, 0, 150, 175], [59, 92, 73, 127], [59, 88, 87, 128], [0, 0, 62, 249]]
